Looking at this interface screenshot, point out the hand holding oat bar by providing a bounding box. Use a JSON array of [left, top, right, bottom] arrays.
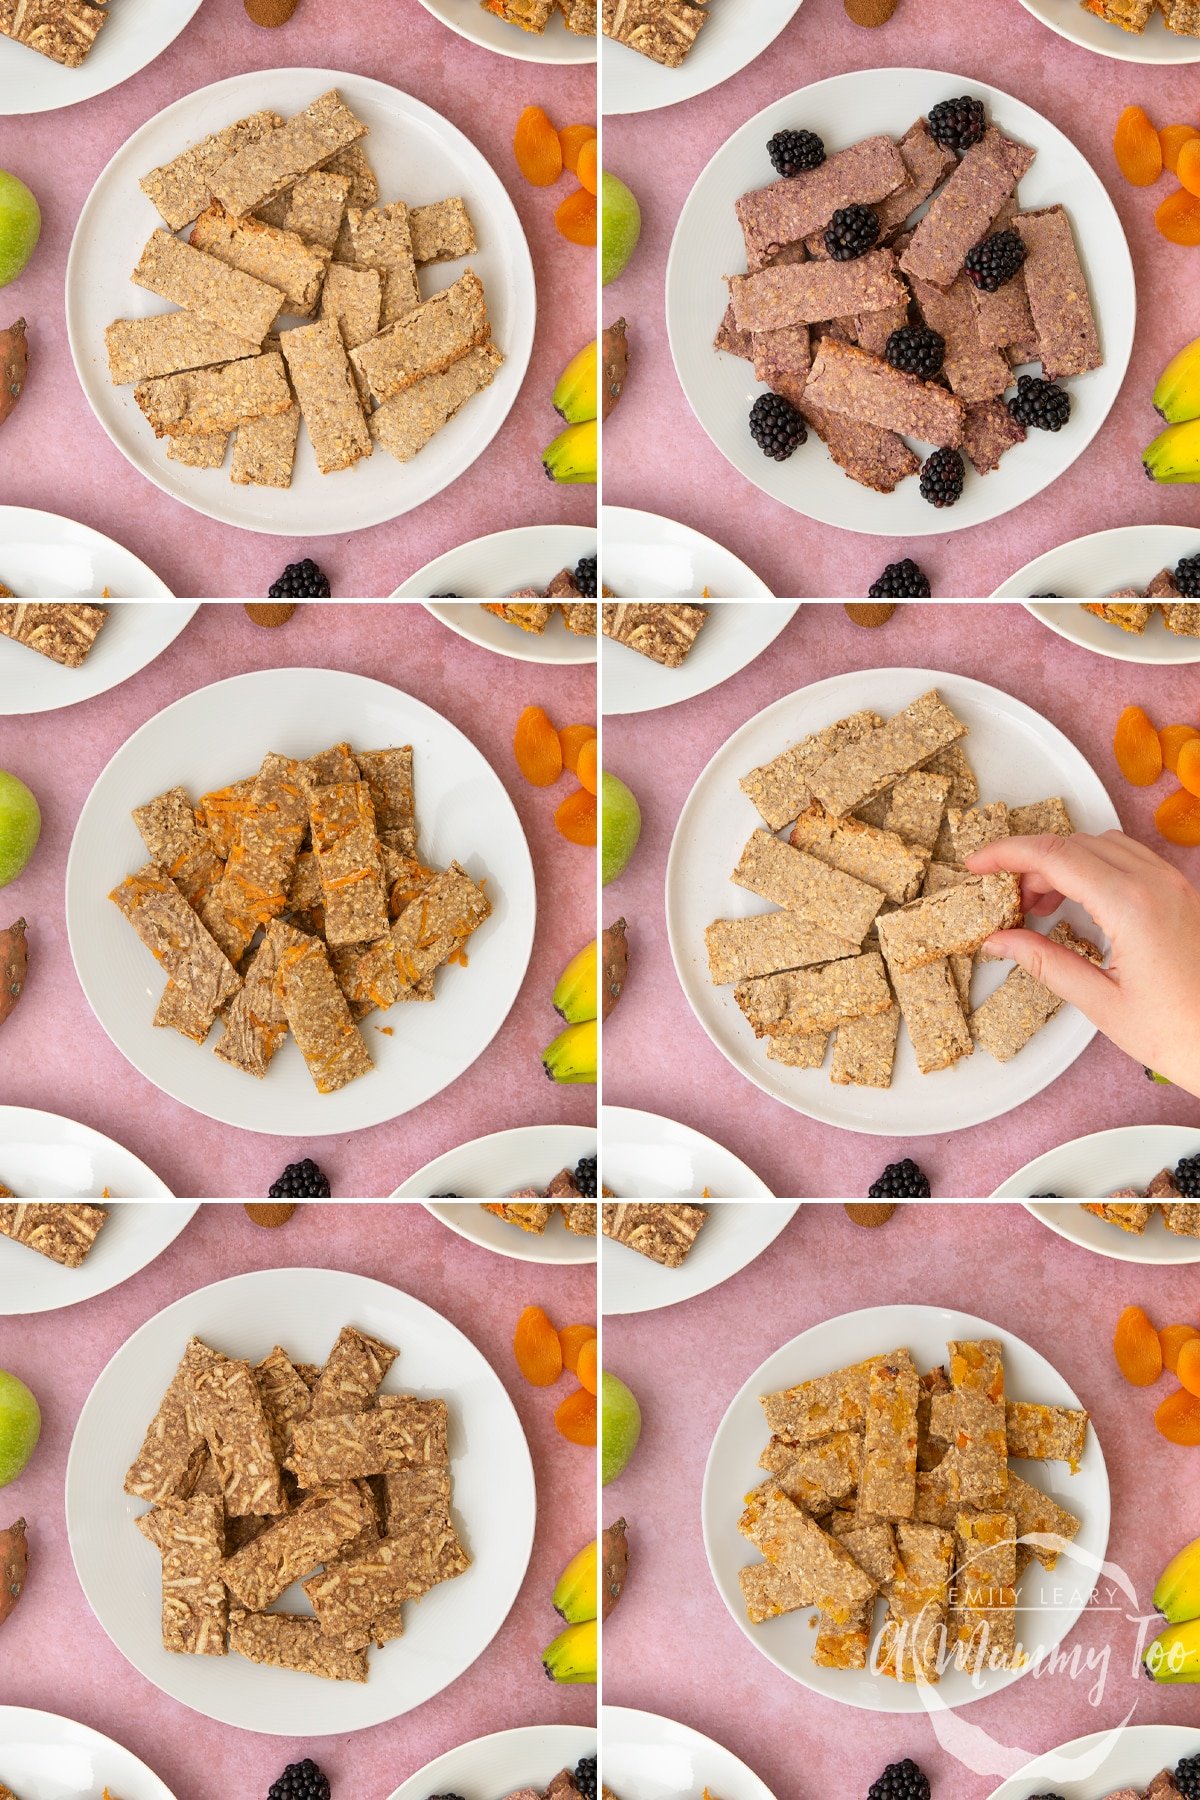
[[968, 829, 1200, 1098]]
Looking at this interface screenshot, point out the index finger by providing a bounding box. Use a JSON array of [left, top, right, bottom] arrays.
[[964, 832, 1125, 921]]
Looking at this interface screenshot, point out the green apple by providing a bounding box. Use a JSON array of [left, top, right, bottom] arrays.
[[0, 771, 40, 887], [0, 1370, 40, 1487], [601, 172, 641, 288], [0, 171, 41, 288], [601, 1370, 641, 1486], [601, 771, 641, 888]]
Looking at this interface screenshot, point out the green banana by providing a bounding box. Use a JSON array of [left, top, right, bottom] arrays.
[[1143, 417, 1200, 483], [1144, 1617, 1200, 1681], [553, 937, 598, 1025], [542, 1018, 597, 1084], [553, 338, 599, 425], [1154, 334, 1200, 423], [553, 1536, 598, 1624], [543, 418, 597, 485], [1154, 1535, 1200, 1623], [542, 1617, 597, 1683]]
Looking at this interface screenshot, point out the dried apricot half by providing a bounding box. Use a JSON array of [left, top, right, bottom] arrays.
[[1155, 1387, 1200, 1446], [1156, 787, 1200, 846], [514, 704, 563, 787], [514, 1304, 563, 1387], [555, 786, 597, 845], [1114, 104, 1163, 187], [1160, 1323, 1200, 1375], [1114, 704, 1163, 787], [558, 123, 596, 175], [558, 1323, 597, 1374], [1176, 737, 1200, 799], [1156, 187, 1200, 246], [555, 1385, 597, 1445], [1114, 1303, 1163, 1387], [1161, 123, 1200, 174], [514, 105, 563, 188], [1160, 723, 1200, 775], [556, 187, 597, 247]]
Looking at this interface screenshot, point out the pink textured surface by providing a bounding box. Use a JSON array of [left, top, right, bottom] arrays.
[[0, 1201, 596, 1789], [602, 601, 1200, 1199], [602, 0, 1200, 600], [0, 601, 598, 1199], [0, 4, 596, 599], [604, 1201, 1200, 1796]]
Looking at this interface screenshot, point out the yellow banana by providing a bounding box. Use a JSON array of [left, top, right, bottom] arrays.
[[542, 1018, 597, 1084], [553, 1536, 599, 1624], [543, 418, 597, 485], [542, 1617, 597, 1683], [1154, 334, 1200, 424], [1143, 417, 1200, 483], [553, 338, 599, 425], [553, 937, 598, 1025], [1155, 1535, 1200, 1624], [1144, 1617, 1200, 1682]]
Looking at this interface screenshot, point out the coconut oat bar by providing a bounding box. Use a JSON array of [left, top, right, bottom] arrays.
[[0, 1202, 107, 1267], [729, 251, 907, 334], [110, 863, 242, 1035], [131, 230, 282, 345], [875, 872, 1021, 974], [189, 1346, 285, 1517], [858, 1350, 920, 1521], [740, 712, 884, 831], [275, 935, 373, 1094], [600, 601, 709, 666], [211, 89, 367, 218], [736, 138, 908, 272], [602, 0, 710, 65], [831, 1002, 901, 1089], [309, 1326, 398, 1418], [907, 270, 1012, 403], [732, 829, 884, 938], [378, 1464, 468, 1622], [137, 1494, 228, 1655], [409, 198, 477, 266], [253, 1345, 312, 1465], [970, 919, 1102, 1062], [356, 748, 416, 858], [789, 803, 928, 906], [0, 601, 107, 666], [0, 0, 107, 65], [304, 1508, 469, 1641], [1163, 1203, 1200, 1236], [736, 952, 891, 1040], [341, 203, 420, 325], [739, 1484, 879, 1625], [890, 960, 972, 1074], [228, 1608, 367, 1680], [280, 317, 372, 475], [951, 1511, 1017, 1670], [370, 342, 503, 460], [1015, 205, 1101, 382], [221, 1485, 373, 1610], [105, 314, 261, 387], [803, 337, 967, 448], [124, 1337, 213, 1503], [309, 781, 390, 947], [189, 204, 330, 318], [601, 1202, 708, 1268], [705, 913, 860, 986], [1004, 1401, 1088, 1470], [135, 352, 291, 440], [901, 129, 1037, 290], [809, 690, 966, 818], [352, 270, 490, 403], [141, 113, 284, 232]]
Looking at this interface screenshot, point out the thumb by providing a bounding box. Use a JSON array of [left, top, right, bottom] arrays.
[[983, 926, 1118, 1033]]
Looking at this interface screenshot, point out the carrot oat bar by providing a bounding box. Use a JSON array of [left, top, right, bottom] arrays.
[[211, 89, 367, 218], [971, 919, 1103, 1062], [788, 803, 928, 906], [213, 918, 310, 1078], [340, 202, 420, 325], [704, 913, 860, 986], [280, 316, 372, 475], [110, 863, 243, 1034], [0, 1202, 107, 1267], [409, 198, 477, 266], [0, 601, 107, 667], [732, 828, 884, 938], [135, 352, 292, 440], [189, 204, 330, 318], [137, 1494, 228, 1655], [601, 1202, 708, 1267], [351, 269, 491, 404], [275, 934, 373, 1094], [356, 747, 416, 858], [141, 113, 284, 232], [228, 1607, 368, 1681], [369, 342, 503, 461], [308, 781, 390, 947], [809, 690, 967, 818], [740, 711, 883, 831], [215, 752, 308, 944], [353, 862, 491, 1009]]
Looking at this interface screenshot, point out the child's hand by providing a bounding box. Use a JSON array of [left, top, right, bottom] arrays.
[[966, 829, 1200, 1099]]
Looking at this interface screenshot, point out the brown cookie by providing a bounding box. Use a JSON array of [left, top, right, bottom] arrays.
[[244, 1202, 297, 1227], [244, 603, 297, 627], [844, 1202, 897, 1227]]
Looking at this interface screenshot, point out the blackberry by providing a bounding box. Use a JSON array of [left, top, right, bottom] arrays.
[[767, 128, 825, 176], [749, 391, 807, 460], [868, 1159, 931, 1199], [430, 592, 462, 598], [919, 447, 965, 508], [1008, 373, 1071, 432], [574, 1154, 598, 1199], [1175, 1154, 1200, 1199], [268, 1158, 331, 1199], [1029, 592, 1060, 598], [426, 1794, 468, 1800], [1030, 1192, 1061, 1198], [575, 1755, 598, 1800], [964, 228, 1027, 292], [430, 1192, 462, 1198], [1176, 1756, 1200, 1800], [825, 203, 880, 260], [268, 1761, 331, 1800], [885, 325, 944, 380], [268, 558, 330, 598], [928, 95, 987, 154], [575, 554, 598, 598], [867, 1760, 931, 1800], [1174, 553, 1200, 597], [868, 558, 931, 599], [1024, 1794, 1067, 1800]]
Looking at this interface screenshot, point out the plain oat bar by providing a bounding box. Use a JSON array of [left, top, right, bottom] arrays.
[[788, 803, 928, 906], [211, 89, 367, 218], [731, 828, 884, 939], [105, 314, 260, 386], [135, 352, 292, 440], [368, 343, 504, 460], [141, 113, 284, 232], [131, 229, 283, 346], [705, 913, 860, 986], [190, 203, 330, 318], [740, 712, 883, 831], [350, 268, 491, 403], [875, 872, 1022, 973], [735, 951, 892, 1039], [280, 317, 372, 475], [340, 202, 420, 325], [409, 197, 477, 265], [971, 919, 1103, 1062], [808, 689, 967, 817]]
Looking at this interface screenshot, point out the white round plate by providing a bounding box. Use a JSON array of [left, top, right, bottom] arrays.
[[0, 596, 195, 716], [385, 1724, 596, 1800], [66, 1266, 536, 1734], [65, 667, 535, 1137], [668, 70, 1134, 538], [1016, 0, 1200, 62], [602, 506, 774, 604], [0, 1705, 178, 1800], [667, 667, 1120, 1139], [0, 506, 173, 605], [604, 0, 804, 114], [0, 1104, 175, 1204], [0, 0, 202, 114], [66, 70, 535, 538], [989, 1725, 1200, 1799], [414, 0, 595, 62], [603, 1705, 776, 1800], [703, 1302, 1110, 1713]]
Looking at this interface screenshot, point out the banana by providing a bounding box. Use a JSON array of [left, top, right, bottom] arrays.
[[542, 1617, 597, 1683], [1144, 1617, 1200, 1681], [542, 1018, 597, 1084], [553, 1536, 599, 1623], [553, 338, 599, 425], [1154, 1535, 1200, 1624], [1143, 417, 1200, 483], [1154, 334, 1200, 423], [553, 937, 598, 1024], [543, 418, 597, 485]]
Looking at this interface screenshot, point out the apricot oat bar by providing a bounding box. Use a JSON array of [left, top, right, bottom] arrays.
[[1004, 1400, 1089, 1470], [759, 1430, 863, 1517], [137, 1494, 228, 1655], [858, 1350, 919, 1521], [601, 1201, 708, 1267], [1164, 602, 1200, 636], [0, 601, 107, 667], [484, 1201, 555, 1232], [600, 601, 709, 667], [351, 269, 491, 404], [369, 343, 504, 461], [950, 1511, 1017, 1669], [409, 198, 477, 265], [276, 934, 374, 1094], [483, 0, 556, 28], [228, 1607, 368, 1681], [211, 89, 367, 218], [878, 1522, 954, 1682], [0, 1202, 107, 1266], [740, 1484, 879, 1625]]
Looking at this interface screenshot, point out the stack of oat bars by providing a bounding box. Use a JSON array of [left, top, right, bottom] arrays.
[[127, 1325, 469, 1683], [104, 90, 503, 487], [739, 1337, 1089, 1682], [706, 688, 1104, 1086], [108, 738, 491, 1094]]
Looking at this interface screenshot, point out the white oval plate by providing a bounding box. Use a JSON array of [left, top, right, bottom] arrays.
[[668, 70, 1135, 539], [989, 1725, 1200, 1799], [394, 1126, 598, 1247], [602, 505, 775, 604], [703, 1302, 1110, 1713], [603, 1705, 776, 1800], [66, 1266, 536, 1735], [0, 1104, 175, 1201], [0, 596, 195, 716], [604, 591, 795, 721], [386, 1724, 596, 1800], [423, 1196, 597, 1264], [0, 1171, 191, 1319], [66, 70, 535, 538], [65, 667, 535, 1137], [998, 1127, 1200, 1255], [0, 506, 173, 605], [995, 528, 1200, 661], [1016, 0, 1200, 62], [414, 0, 595, 63], [604, 0, 804, 115], [666, 667, 1120, 1138], [423, 597, 596, 663], [0, 0, 203, 114], [395, 530, 597, 657], [0, 1705, 178, 1799]]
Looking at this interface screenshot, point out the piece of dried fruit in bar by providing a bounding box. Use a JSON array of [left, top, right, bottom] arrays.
[[1156, 787, 1200, 846], [1160, 723, 1200, 774], [514, 105, 563, 187], [1155, 1387, 1200, 1446], [1156, 187, 1200, 245], [1114, 1303, 1163, 1387], [1160, 1323, 1200, 1375], [555, 786, 597, 845], [555, 1385, 597, 1445], [558, 123, 596, 175], [1114, 104, 1163, 187], [1114, 704, 1163, 786], [558, 1323, 597, 1374], [514, 1304, 564, 1387], [556, 187, 597, 246], [558, 723, 597, 775], [514, 704, 563, 787]]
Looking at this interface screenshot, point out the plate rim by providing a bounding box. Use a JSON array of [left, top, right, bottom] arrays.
[[601, 503, 776, 608], [987, 1722, 1200, 1798], [1013, 0, 1200, 62], [384, 1721, 598, 1800], [0, 1703, 179, 1799], [602, 0, 806, 115], [601, 1702, 778, 1799], [0, 0, 205, 114], [412, 0, 596, 63]]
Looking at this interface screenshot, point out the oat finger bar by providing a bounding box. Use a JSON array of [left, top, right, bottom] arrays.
[[189, 1346, 285, 1517], [705, 913, 860, 986], [1008, 797, 1074, 837], [876, 872, 1021, 974], [788, 803, 928, 906], [740, 712, 883, 831], [739, 1556, 817, 1624], [303, 1520, 469, 1642], [140, 112, 284, 231], [254, 1344, 313, 1464], [309, 1325, 399, 1417], [231, 402, 302, 489], [221, 1485, 374, 1610], [767, 1030, 830, 1070], [732, 828, 884, 939], [0, 601, 107, 667], [341, 202, 420, 325], [369, 343, 504, 461], [735, 951, 892, 1039], [735, 137, 908, 271], [876, 120, 956, 236], [276, 934, 373, 1094], [105, 314, 261, 387], [137, 1494, 228, 1655], [601, 1202, 708, 1268], [309, 780, 390, 947], [0, 1202, 107, 1266], [351, 269, 491, 403], [409, 198, 477, 266], [280, 316, 372, 475], [110, 863, 242, 1035], [901, 129, 1036, 290], [131, 229, 283, 346], [211, 89, 368, 218], [970, 919, 1102, 1062], [190, 203, 330, 318], [228, 1607, 368, 1680], [135, 352, 292, 440], [601, 601, 709, 667]]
